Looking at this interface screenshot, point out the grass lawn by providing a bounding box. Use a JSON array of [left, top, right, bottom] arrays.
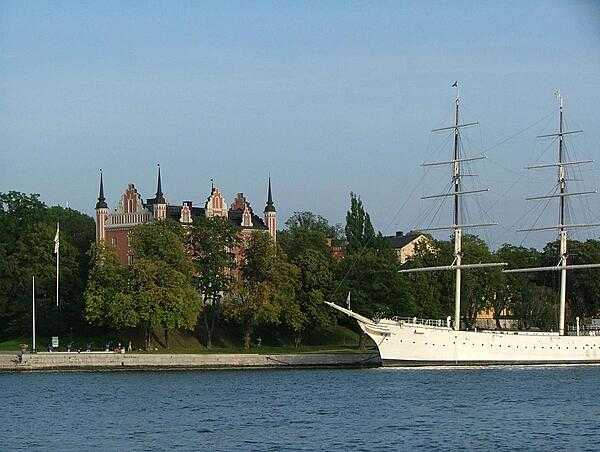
[[0, 326, 375, 354], [0, 338, 30, 352]]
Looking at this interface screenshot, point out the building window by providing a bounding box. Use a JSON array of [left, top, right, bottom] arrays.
[[111, 237, 116, 246]]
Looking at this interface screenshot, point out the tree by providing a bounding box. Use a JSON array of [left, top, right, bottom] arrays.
[[492, 244, 543, 330], [224, 232, 300, 349], [336, 248, 413, 318], [186, 216, 239, 348], [128, 257, 200, 349], [128, 220, 201, 349], [401, 238, 452, 319], [401, 234, 499, 329], [0, 192, 95, 341], [279, 211, 338, 345], [84, 241, 131, 330], [460, 235, 499, 328], [284, 211, 342, 242], [345, 192, 377, 254], [335, 247, 412, 349], [540, 239, 600, 322]]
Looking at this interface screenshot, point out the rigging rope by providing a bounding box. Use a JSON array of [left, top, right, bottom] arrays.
[[331, 108, 566, 302]]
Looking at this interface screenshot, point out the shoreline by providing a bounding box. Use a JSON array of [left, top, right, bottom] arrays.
[[0, 351, 381, 372]]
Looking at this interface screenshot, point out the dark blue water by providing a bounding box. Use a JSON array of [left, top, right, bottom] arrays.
[[2, 366, 600, 451]]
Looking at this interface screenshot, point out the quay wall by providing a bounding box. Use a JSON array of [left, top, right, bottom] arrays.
[[2, 352, 381, 372]]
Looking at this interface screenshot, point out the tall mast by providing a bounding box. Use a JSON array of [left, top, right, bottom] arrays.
[[557, 92, 568, 336], [400, 82, 507, 330], [453, 84, 462, 331], [505, 91, 600, 335]]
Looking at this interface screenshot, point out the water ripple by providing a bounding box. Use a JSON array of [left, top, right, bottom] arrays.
[[2, 367, 600, 450]]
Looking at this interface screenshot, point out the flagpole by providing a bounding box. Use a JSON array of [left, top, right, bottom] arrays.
[[32, 275, 36, 352], [56, 222, 59, 307]]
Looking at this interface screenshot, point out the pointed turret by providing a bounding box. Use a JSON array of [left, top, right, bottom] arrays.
[[154, 164, 166, 204], [264, 176, 276, 213], [95, 170, 108, 209], [152, 164, 167, 220], [263, 176, 277, 242], [95, 170, 109, 242]]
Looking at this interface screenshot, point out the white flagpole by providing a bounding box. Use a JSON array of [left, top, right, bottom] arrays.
[[32, 275, 36, 352], [56, 245, 59, 307], [55, 222, 59, 307]]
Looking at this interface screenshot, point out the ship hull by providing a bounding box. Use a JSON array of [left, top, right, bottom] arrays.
[[360, 319, 600, 367]]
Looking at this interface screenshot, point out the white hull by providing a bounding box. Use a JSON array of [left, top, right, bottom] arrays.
[[326, 303, 600, 366]]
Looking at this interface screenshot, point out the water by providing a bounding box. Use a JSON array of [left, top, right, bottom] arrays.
[[2, 366, 600, 451]]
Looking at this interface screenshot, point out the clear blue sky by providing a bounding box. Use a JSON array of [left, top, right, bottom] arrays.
[[2, 1, 599, 247]]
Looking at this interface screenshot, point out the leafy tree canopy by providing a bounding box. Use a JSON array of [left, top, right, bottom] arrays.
[[0, 192, 95, 340]]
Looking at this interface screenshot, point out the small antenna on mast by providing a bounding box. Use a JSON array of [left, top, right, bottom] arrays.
[[452, 80, 460, 103], [554, 89, 563, 108]]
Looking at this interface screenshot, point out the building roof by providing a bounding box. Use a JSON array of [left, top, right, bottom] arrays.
[[228, 209, 268, 229], [166, 204, 205, 221], [383, 231, 425, 249], [162, 203, 267, 229]]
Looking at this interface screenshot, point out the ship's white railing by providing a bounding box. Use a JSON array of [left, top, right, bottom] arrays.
[[566, 321, 600, 336], [390, 317, 450, 327]]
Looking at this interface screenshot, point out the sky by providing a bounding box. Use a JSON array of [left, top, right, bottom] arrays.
[[2, 1, 600, 248]]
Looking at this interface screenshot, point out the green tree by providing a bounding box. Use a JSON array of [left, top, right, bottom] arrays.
[[540, 239, 600, 322], [279, 211, 338, 344], [224, 232, 300, 349], [336, 248, 413, 319], [492, 244, 543, 330], [129, 220, 201, 349], [84, 241, 131, 329], [129, 258, 200, 349], [335, 247, 412, 348], [345, 192, 378, 254], [401, 234, 499, 328], [0, 192, 95, 341], [283, 211, 343, 244], [460, 235, 499, 328], [186, 216, 239, 348], [401, 238, 452, 319]]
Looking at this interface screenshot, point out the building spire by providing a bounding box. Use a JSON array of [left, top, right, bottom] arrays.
[[155, 163, 166, 204], [95, 169, 108, 209], [264, 176, 276, 212]]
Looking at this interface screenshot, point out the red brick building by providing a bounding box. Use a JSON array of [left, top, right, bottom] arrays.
[[95, 166, 277, 265]]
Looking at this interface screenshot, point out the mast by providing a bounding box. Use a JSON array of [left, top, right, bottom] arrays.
[[505, 91, 600, 335], [557, 92, 567, 336], [453, 84, 462, 331], [400, 82, 507, 330]]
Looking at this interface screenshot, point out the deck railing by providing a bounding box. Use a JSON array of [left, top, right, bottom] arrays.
[[566, 322, 600, 336], [390, 317, 450, 328]]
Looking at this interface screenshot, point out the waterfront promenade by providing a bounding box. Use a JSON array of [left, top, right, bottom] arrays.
[[0, 351, 380, 372]]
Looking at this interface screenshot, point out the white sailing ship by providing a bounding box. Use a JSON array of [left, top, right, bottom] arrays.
[[327, 86, 600, 366]]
